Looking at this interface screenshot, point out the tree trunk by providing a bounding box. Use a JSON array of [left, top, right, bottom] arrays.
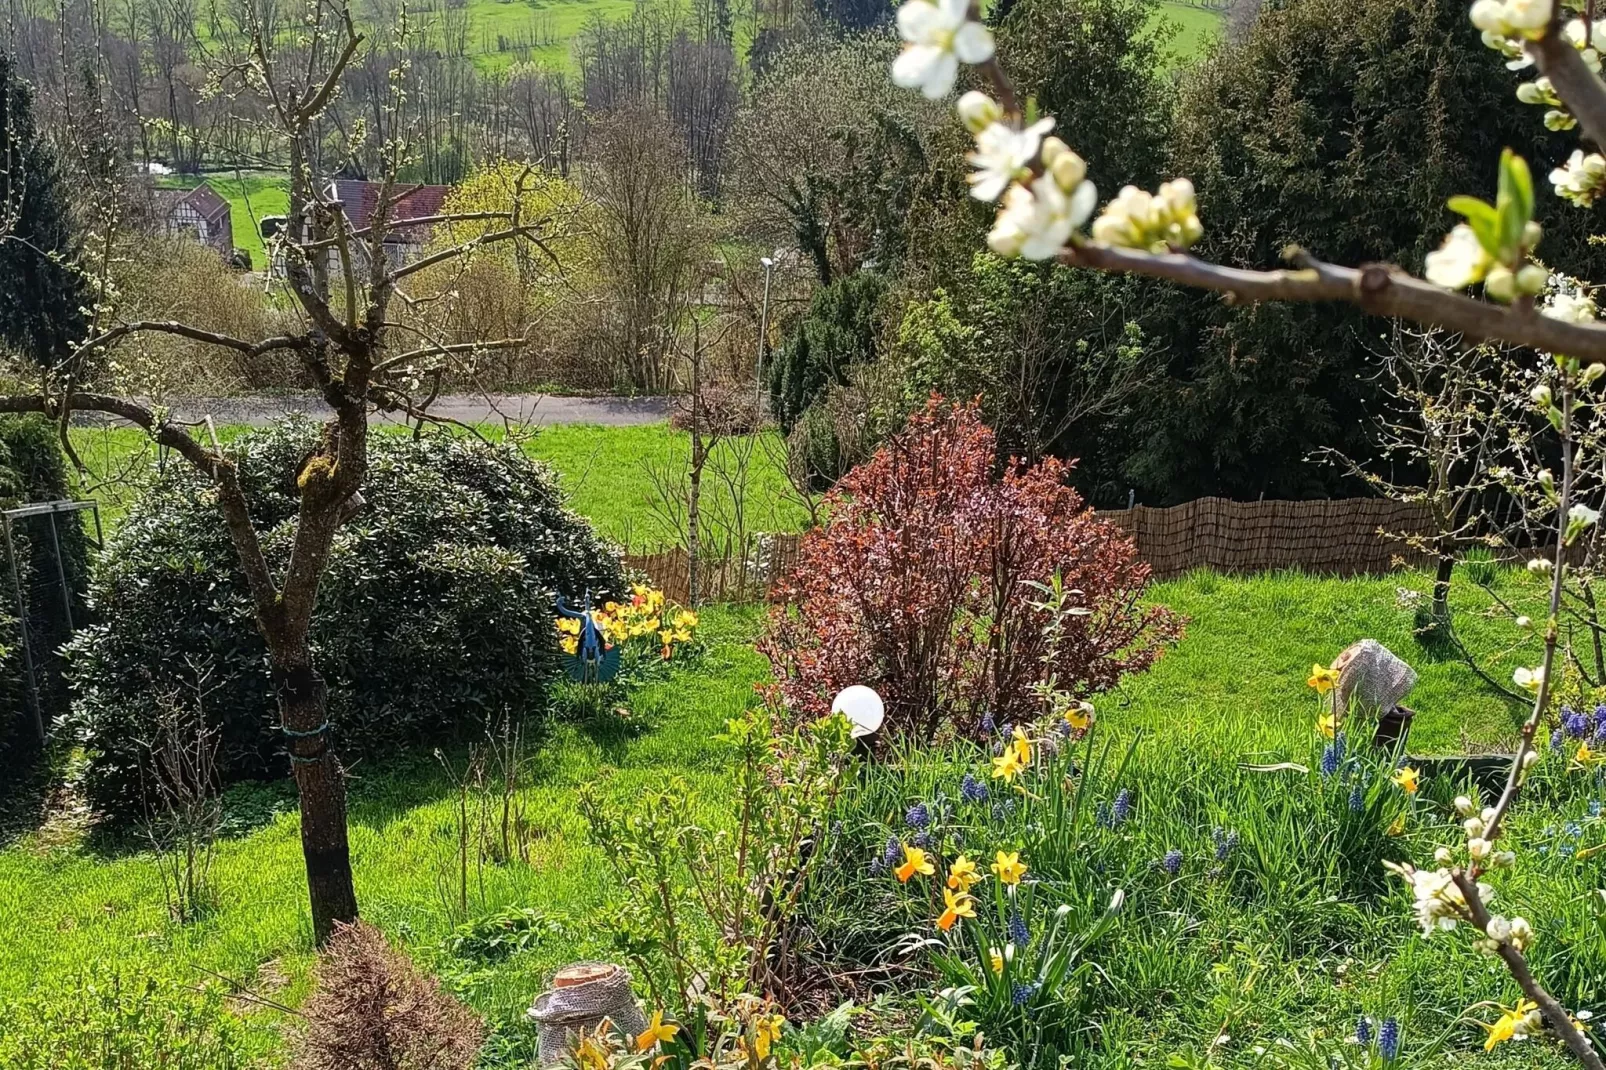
[[274, 655, 358, 945], [1432, 545, 1454, 620]]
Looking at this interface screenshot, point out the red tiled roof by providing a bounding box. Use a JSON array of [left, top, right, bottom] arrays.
[[155, 182, 231, 223], [327, 179, 449, 243]]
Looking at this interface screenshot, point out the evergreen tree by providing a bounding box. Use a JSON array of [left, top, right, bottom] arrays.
[[0, 50, 88, 371]]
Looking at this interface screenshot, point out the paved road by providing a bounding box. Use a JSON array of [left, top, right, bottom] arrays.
[[76, 394, 673, 428]]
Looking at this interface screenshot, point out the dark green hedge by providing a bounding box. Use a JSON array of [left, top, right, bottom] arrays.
[[67, 422, 624, 819]]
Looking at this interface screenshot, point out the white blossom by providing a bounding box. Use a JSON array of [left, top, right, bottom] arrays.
[[1544, 291, 1598, 323], [1551, 150, 1606, 208], [893, 0, 993, 99], [1570, 503, 1601, 529], [1091, 179, 1203, 253], [1513, 665, 1545, 692], [1384, 862, 1491, 936], [987, 173, 1098, 260], [967, 117, 1054, 202], [956, 90, 1001, 134], [1470, 0, 1554, 41], [1424, 225, 1492, 290]]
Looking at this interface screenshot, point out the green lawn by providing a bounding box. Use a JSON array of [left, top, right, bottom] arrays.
[[1156, 0, 1224, 59], [156, 173, 290, 271]]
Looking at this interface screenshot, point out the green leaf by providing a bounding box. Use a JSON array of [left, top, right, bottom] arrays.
[[1447, 195, 1500, 255], [1495, 148, 1534, 260]]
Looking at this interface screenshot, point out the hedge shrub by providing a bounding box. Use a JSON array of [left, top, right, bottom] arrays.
[[0, 415, 90, 776], [69, 422, 624, 818]]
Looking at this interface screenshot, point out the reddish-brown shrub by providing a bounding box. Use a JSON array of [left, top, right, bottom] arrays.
[[760, 398, 1183, 740], [291, 920, 483, 1070]]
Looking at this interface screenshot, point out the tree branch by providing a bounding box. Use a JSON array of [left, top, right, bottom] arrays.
[[1531, 28, 1606, 152], [1057, 243, 1606, 361]]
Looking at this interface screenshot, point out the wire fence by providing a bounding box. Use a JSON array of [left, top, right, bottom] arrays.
[[623, 496, 1439, 604]]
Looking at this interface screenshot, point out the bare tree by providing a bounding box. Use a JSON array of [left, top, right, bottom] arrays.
[[0, 0, 550, 944]]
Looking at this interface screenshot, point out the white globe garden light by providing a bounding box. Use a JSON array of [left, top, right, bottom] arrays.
[[831, 685, 885, 738]]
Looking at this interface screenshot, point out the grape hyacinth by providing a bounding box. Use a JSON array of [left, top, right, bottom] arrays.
[[1212, 827, 1239, 862], [1007, 909, 1031, 946], [1379, 1018, 1400, 1061], [1555, 727, 1569, 752], [912, 829, 931, 847], [1010, 982, 1037, 1006], [1112, 788, 1134, 824], [991, 798, 1017, 822], [1161, 848, 1184, 875], [980, 712, 996, 736], [882, 835, 901, 867], [1320, 735, 1344, 778], [1564, 706, 1591, 738], [1349, 783, 1365, 812], [906, 801, 931, 830], [960, 772, 990, 804], [1356, 1016, 1372, 1045]]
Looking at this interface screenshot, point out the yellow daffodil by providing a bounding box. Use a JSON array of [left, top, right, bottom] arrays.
[[1392, 766, 1420, 794], [936, 887, 976, 931], [576, 1032, 611, 1070], [1011, 726, 1033, 765], [1480, 999, 1539, 1051], [991, 849, 1027, 884], [1308, 663, 1340, 694], [674, 609, 698, 630], [947, 855, 981, 892], [991, 748, 1025, 782], [1387, 813, 1407, 836], [560, 636, 579, 656], [1574, 742, 1603, 770], [895, 844, 935, 882], [989, 946, 1004, 973], [752, 1013, 785, 1060], [1065, 702, 1093, 732], [672, 627, 692, 643], [635, 1010, 679, 1052], [1316, 712, 1336, 739]]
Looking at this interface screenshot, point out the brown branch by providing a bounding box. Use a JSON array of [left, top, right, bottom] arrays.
[[386, 224, 557, 284], [372, 336, 530, 375], [1058, 243, 1606, 361], [70, 322, 306, 364], [1531, 29, 1606, 152]]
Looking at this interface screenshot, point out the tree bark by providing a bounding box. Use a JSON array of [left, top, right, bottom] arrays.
[[1432, 549, 1454, 620]]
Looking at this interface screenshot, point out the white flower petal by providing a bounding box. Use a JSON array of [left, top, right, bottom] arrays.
[[953, 21, 995, 63], [919, 51, 959, 97], [897, 0, 941, 42], [892, 45, 942, 89], [1068, 180, 1098, 227]]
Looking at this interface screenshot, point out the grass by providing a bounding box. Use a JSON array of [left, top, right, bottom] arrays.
[[1156, 0, 1224, 60], [155, 173, 291, 271]]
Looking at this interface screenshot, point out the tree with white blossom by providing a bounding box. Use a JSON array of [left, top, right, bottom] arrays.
[[886, 0, 1606, 1062]]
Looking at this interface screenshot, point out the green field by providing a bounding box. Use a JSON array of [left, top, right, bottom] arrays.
[[155, 172, 289, 271], [1157, 0, 1223, 58]]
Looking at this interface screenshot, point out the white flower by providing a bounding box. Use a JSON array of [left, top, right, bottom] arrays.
[[1424, 224, 1492, 290], [1384, 862, 1485, 936], [1544, 291, 1597, 323], [967, 117, 1054, 202], [1515, 615, 1532, 629], [1471, 0, 1554, 38], [1464, 817, 1486, 838], [987, 173, 1098, 260], [1091, 180, 1203, 252], [1468, 837, 1492, 860], [956, 90, 1001, 134], [893, 0, 993, 99], [1486, 914, 1512, 942], [1454, 795, 1477, 816], [1551, 150, 1606, 208], [1491, 849, 1516, 868], [1527, 556, 1552, 572], [1513, 665, 1545, 692]]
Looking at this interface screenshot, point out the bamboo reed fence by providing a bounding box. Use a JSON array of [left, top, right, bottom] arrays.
[[623, 497, 1438, 603]]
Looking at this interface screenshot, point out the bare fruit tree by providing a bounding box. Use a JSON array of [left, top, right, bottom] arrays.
[[0, 0, 548, 944]]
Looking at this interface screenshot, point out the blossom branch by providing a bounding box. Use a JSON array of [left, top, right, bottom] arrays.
[[1532, 26, 1606, 150]]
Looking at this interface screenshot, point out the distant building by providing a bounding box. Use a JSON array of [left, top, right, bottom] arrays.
[[154, 183, 234, 257], [324, 179, 449, 268]]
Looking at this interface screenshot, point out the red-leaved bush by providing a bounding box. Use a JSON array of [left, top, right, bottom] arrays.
[[761, 398, 1183, 740]]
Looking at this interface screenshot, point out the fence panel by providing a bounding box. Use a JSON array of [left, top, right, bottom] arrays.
[[622, 498, 1437, 602]]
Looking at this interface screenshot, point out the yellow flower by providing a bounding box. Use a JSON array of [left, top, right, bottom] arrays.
[[1574, 742, 1602, 769], [1011, 725, 1033, 765], [576, 1032, 611, 1070], [752, 1013, 785, 1060], [557, 617, 582, 636], [991, 748, 1025, 782], [672, 627, 692, 643], [1065, 701, 1093, 732], [1480, 999, 1539, 1051], [1387, 813, 1407, 836], [1316, 712, 1336, 739], [560, 636, 579, 656], [1308, 663, 1340, 694], [936, 887, 976, 931], [1392, 766, 1420, 794], [895, 844, 935, 882], [674, 609, 698, 630], [991, 849, 1027, 884], [635, 1010, 679, 1052], [989, 946, 1004, 973], [947, 855, 981, 892]]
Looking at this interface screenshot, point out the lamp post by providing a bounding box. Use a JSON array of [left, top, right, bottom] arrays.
[[756, 254, 775, 413]]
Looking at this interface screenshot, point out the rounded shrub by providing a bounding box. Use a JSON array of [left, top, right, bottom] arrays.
[[68, 421, 624, 818]]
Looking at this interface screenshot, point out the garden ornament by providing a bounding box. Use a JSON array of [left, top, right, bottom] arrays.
[[555, 591, 620, 684], [832, 685, 885, 738], [1331, 639, 1418, 749], [527, 962, 648, 1066]]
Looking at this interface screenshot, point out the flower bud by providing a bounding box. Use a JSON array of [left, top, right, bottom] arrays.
[[1435, 847, 1454, 864], [1522, 749, 1540, 768], [957, 91, 1001, 135], [1470, 0, 1505, 31], [1050, 150, 1087, 194], [1522, 220, 1544, 248], [1464, 817, 1486, 838], [1510, 916, 1534, 947], [1491, 850, 1516, 868], [1486, 914, 1512, 942], [1527, 557, 1552, 572], [1585, 363, 1606, 384], [1485, 265, 1517, 302], [1532, 382, 1553, 406], [1517, 263, 1548, 294], [1454, 795, 1476, 816], [1518, 81, 1546, 103], [1481, 806, 1498, 824], [1515, 615, 1532, 629], [1468, 837, 1491, 860]]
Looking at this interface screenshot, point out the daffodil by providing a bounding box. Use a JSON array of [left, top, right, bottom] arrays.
[[896, 844, 935, 882], [991, 849, 1027, 884], [1392, 766, 1420, 794], [635, 1010, 679, 1052], [674, 609, 698, 630], [1065, 701, 1093, 732], [947, 854, 981, 892], [1387, 813, 1407, 836], [752, 1013, 785, 1060], [989, 945, 1005, 973], [991, 747, 1025, 782], [1480, 999, 1541, 1051], [1316, 712, 1337, 739], [936, 887, 976, 931], [1011, 726, 1033, 764], [576, 1032, 611, 1070], [1307, 663, 1340, 694], [1573, 742, 1602, 770]]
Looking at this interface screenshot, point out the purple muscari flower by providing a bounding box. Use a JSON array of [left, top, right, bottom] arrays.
[[912, 829, 931, 847], [991, 798, 1017, 822], [1595, 719, 1606, 743], [1212, 827, 1238, 862], [1555, 727, 1569, 752], [1356, 1017, 1372, 1045], [1161, 848, 1183, 875], [1594, 704, 1606, 732], [869, 856, 886, 876], [1112, 788, 1133, 823], [961, 773, 989, 804], [1565, 707, 1591, 738], [980, 712, 996, 736], [1591, 799, 1603, 817], [1349, 784, 1365, 812], [1010, 982, 1036, 1006], [1320, 741, 1343, 778], [1095, 801, 1111, 827], [882, 835, 901, 866], [906, 802, 930, 830], [1379, 1018, 1400, 1061], [1007, 910, 1030, 946]]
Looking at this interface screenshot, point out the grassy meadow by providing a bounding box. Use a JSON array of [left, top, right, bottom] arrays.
[[155, 173, 291, 271]]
